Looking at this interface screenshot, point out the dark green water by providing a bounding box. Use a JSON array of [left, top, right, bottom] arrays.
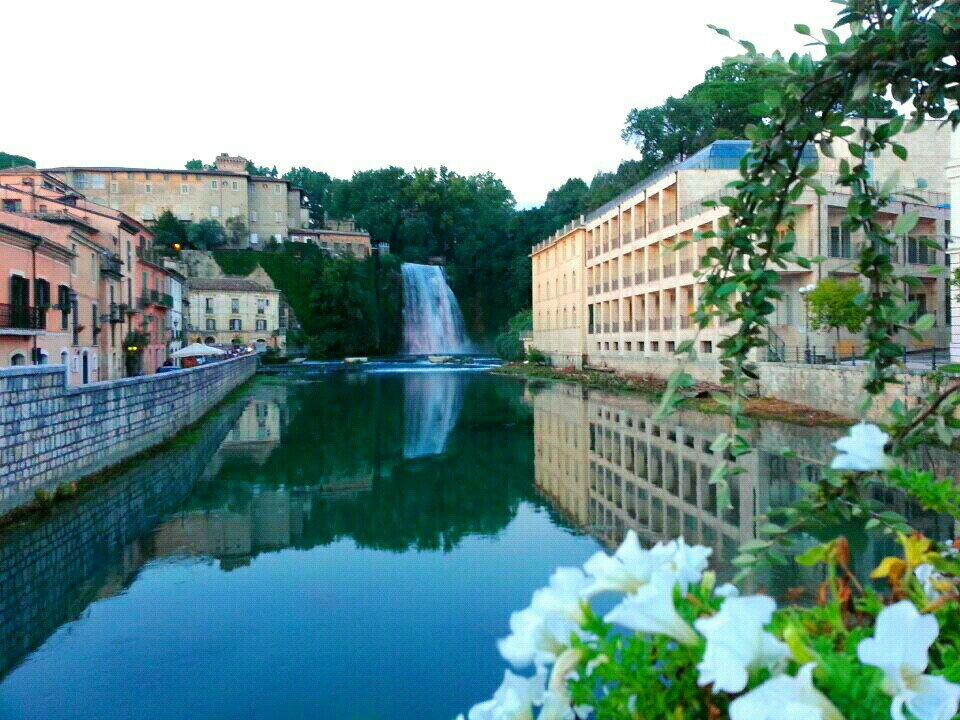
[[0, 369, 952, 719]]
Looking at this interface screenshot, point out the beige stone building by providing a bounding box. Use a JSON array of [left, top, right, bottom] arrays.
[[46, 154, 311, 249], [532, 122, 952, 370], [288, 226, 373, 259], [186, 275, 284, 351]]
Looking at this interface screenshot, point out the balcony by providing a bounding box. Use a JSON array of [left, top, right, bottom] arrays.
[[634, 227, 644, 240], [623, 275, 632, 288], [100, 253, 124, 279], [603, 322, 610, 333], [635, 318, 645, 331], [664, 317, 674, 330], [603, 282, 609, 292], [663, 210, 677, 228], [648, 318, 660, 331], [648, 218, 660, 234], [663, 264, 675, 278], [612, 236, 620, 249], [602, 242, 609, 253], [0, 304, 46, 333], [634, 273, 642, 285], [623, 319, 633, 332], [160, 293, 174, 308], [137, 295, 150, 310], [611, 278, 619, 290], [680, 258, 693, 274], [647, 268, 660, 281], [680, 316, 691, 329], [612, 322, 619, 333], [587, 286, 594, 297]]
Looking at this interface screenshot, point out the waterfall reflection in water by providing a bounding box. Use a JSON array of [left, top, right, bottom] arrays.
[[403, 372, 465, 459]]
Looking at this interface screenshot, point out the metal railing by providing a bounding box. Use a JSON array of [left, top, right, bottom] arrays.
[[634, 272, 643, 285], [663, 317, 674, 330], [648, 218, 660, 234], [679, 316, 691, 330], [680, 258, 693, 274], [647, 268, 660, 281], [623, 275, 632, 288], [611, 278, 619, 290], [634, 227, 644, 240], [648, 318, 660, 331], [0, 303, 46, 330], [623, 319, 633, 331], [662, 210, 677, 228], [663, 264, 675, 278], [612, 322, 619, 332]]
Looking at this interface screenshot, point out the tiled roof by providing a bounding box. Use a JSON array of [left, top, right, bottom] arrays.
[[186, 277, 275, 292]]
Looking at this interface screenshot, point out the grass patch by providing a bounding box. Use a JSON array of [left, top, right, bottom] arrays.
[[495, 363, 852, 428]]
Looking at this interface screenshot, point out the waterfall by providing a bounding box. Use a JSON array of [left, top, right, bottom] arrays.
[[401, 263, 472, 355], [403, 372, 464, 458]]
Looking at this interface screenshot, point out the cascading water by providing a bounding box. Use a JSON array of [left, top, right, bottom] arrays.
[[401, 263, 472, 355]]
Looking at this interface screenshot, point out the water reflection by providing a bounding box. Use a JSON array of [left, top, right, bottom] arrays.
[[403, 372, 465, 458], [529, 382, 956, 592]]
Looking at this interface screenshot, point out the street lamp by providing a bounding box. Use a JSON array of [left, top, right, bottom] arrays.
[[798, 283, 817, 363]]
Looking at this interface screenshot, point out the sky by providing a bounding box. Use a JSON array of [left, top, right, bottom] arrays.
[[5, 0, 842, 207]]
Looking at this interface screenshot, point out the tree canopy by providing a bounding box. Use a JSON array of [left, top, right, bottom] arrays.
[[0, 151, 35, 169]]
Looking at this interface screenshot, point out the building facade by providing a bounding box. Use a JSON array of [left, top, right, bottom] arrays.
[[186, 276, 283, 351], [948, 127, 960, 363], [0, 168, 177, 381], [47, 154, 310, 249], [287, 226, 372, 259], [532, 124, 952, 370]]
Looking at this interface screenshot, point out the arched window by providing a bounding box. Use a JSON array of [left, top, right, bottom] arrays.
[[10, 353, 26, 366]]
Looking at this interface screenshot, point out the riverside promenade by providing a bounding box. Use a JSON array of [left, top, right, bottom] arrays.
[[0, 355, 256, 514]]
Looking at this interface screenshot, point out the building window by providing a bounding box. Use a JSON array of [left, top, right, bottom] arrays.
[[232, 180, 239, 191], [2, 199, 21, 212], [180, 184, 190, 195], [109, 181, 119, 194], [257, 298, 267, 314], [144, 183, 152, 194], [33, 278, 51, 308], [700, 340, 713, 354], [250, 233, 259, 244], [231, 298, 240, 313], [250, 211, 258, 222], [274, 211, 282, 223], [274, 185, 281, 194], [907, 236, 933, 264], [210, 205, 220, 218], [829, 226, 852, 258], [231, 207, 240, 217], [205, 297, 214, 313], [256, 319, 267, 331], [58, 285, 71, 329], [206, 319, 216, 331], [210, 180, 218, 189], [229, 318, 241, 331]]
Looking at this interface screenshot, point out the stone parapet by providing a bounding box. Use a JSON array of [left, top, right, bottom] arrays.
[[0, 355, 256, 513]]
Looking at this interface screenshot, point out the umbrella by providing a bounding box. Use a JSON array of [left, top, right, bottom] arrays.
[[171, 342, 227, 359]]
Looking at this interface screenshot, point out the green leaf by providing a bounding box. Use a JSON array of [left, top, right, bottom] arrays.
[[794, 23, 811, 35], [894, 211, 919, 235], [914, 313, 935, 332]]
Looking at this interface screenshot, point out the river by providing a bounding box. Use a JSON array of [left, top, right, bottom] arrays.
[[0, 368, 953, 719]]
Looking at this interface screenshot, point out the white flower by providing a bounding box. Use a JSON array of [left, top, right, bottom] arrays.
[[714, 583, 740, 599], [857, 601, 960, 720], [466, 669, 546, 720], [582, 530, 663, 596], [537, 648, 582, 720], [498, 568, 591, 668], [650, 536, 712, 593], [829, 423, 890, 472], [497, 608, 579, 669], [695, 595, 789, 693], [603, 570, 698, 646], [729, 664, 844, 720]]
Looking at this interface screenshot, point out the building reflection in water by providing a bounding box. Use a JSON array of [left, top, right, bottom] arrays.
[[402, 372, 465, 459], [530, 382, 956, 590]]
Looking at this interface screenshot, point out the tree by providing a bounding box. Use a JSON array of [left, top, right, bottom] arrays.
[[186, 219, 227, 250], [0, 151, 35, 169], [151, 210, 187, 251], [807, 278, 869, 346], [245, 161, 277, 178], [185, 159, 214, 171], [283, 167, 337, 227], [224, 217, 248, 248]]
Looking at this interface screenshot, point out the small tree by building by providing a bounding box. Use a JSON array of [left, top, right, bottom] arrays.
[[807, 278, 868, 348]]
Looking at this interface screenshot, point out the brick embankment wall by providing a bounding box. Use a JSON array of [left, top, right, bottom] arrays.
[[0, 355, 256, 513]]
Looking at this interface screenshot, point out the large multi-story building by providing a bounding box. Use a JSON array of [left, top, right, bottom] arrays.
[[532, 123, 952, 370], [0, 168, 177, 381], [46, 154, 311, 249], [186, 275, 284, 351]]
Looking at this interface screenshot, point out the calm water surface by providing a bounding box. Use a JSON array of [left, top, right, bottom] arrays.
[[0, 369, 952, 719]]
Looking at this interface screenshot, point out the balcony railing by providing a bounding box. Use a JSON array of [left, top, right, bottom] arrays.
[[612, 236, 620, 249], [0, 303, 46, 330], [634, 273, 642, 285], [647, 268, 660, 281], [160, 293, 174, 308], [680, 258, 693, 274], [623, 319, 633, 332], [587, 286, 594, 296], [680, 316, 691, 329], [603, 322, 610, 333], [612, 322, 619, 333], [602, 242, 609, 253], [611, 278, 619, 290], [663, 210, 677, 228], [603, 282, 610, 292], [648, 218, 660, 234], [648, 318, 660, 331], [634, 227, 644, 240], [663, 317, 674, 330], [663, 264, 675, 278], [100, 253, 124, 278], [635, 318, 645, 331], [623, 275, 632, 288]]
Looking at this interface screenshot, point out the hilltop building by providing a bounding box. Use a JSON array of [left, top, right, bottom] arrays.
[[532, 122, 952, 371], [46, 154, 311, 249], [186, 273, 284, 352]]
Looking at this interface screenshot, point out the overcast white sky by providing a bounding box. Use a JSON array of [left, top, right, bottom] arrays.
[[5, 1, 841, 207]]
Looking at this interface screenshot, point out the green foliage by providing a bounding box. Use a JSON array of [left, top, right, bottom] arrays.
[[245, 160, 277, 177], [282, 167, 337, 227], [526, 347, 547, 364], [0, 151, 35, 169], [186, 218, 227, 250], [223, 217, 247, 248], [808, 278, 870, 340], [212, 246, 402, 358], [494, 309, 532, 361], [150, 210, 187, 251], [184, 159, 214, 171]]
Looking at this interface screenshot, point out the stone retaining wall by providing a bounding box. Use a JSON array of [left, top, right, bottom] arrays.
[[0, 355, 256, 513]]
